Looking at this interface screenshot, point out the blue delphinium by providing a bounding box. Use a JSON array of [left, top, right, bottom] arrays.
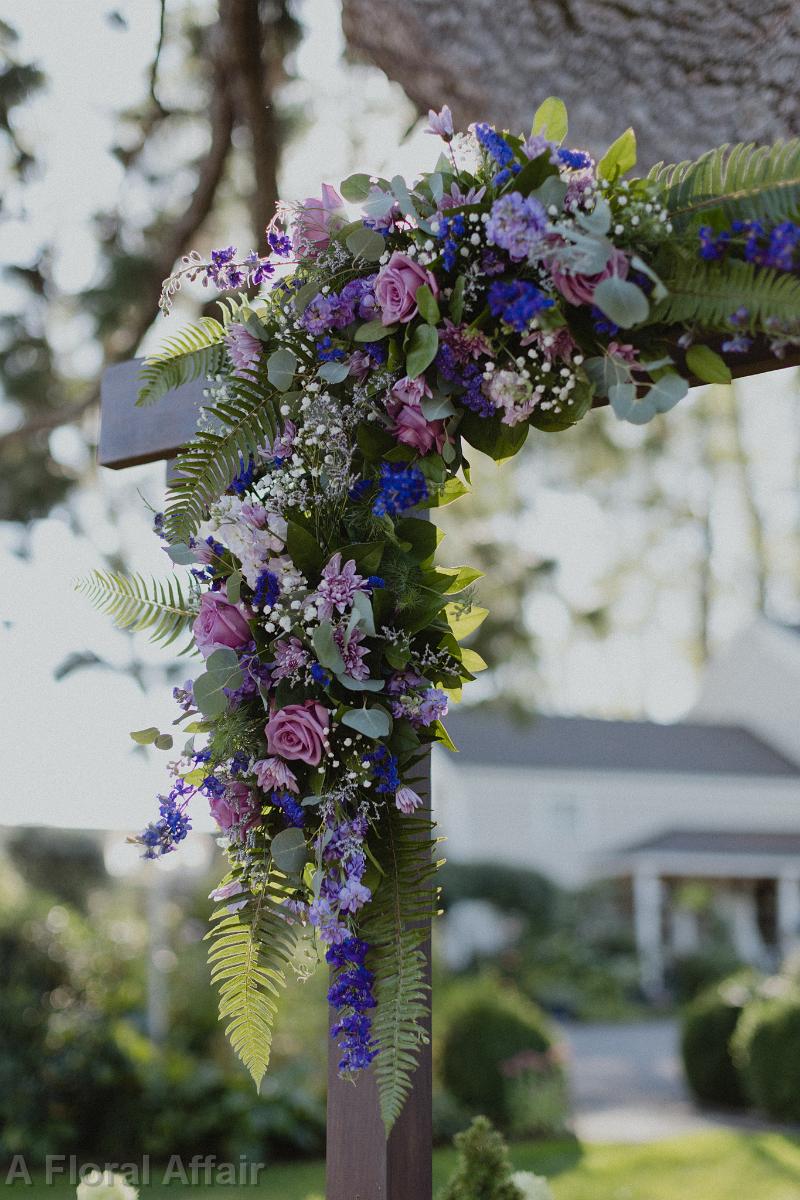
[[372, 462, 428, 516], [273, 790, 305, 828], [558, 147, 593, 171], [252, 568, 280, 611], [488, 280, 553, 332]]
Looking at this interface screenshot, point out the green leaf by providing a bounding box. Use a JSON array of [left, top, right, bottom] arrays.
[[340, 173, 374, 202], [532, 96, 568, 144], [405, 324, 439, 379], [592, 276, 649, 328], [445, 602, 489, 640], [651, 257, 800, 329], [357, 421, 396, 461], [75, 570, 195, 649], [207, 864, 300, 1089], [449, 275, 466, 323], [685, 344, 733, 385], [433, 720, 458, 752], [286, 520, 323, 577], [351, 589, 376, 635], [415, 284, 440, 325], [267, 348, 297, 392], [395, 517, 441, 563], [598, 128, 637, 181], [312, 621, 346, 674], [166, 542, 201, 565], [346, 225, 386, 262], [421, 394, 456, 420], [460, 409, 529, 462], [336, 674, 385, 692], [318, 360, 350, 384], [337, 541, 384, 575], [355, 319, 395, 342], [390, 174, 419, 220], [226, 570, 242, 604], [270, 828, 308, 877], [193, 648, 243, 719], [136, 317, 226, 407], [130, 727, 160, 745], [292, 280, 322, 314], [428, 477, 469, 508], [460, 647, 488, 673], [154, 734, 174, 751], [341, 706, 392, 739]]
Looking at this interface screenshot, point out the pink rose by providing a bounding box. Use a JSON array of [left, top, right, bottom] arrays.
[[210, 782, 260, 834], [374, 252, 439, 325], [389, 402, 447, 455], [293, 184, 345, 255], [193, 589, 251, 658], [550, 246, 629, 306], [265, 700, 331, 766]]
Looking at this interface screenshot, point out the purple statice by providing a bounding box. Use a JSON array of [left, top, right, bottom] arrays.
[[366, 745, 401, 794], [340, 275, 377, 320], [314, 552, 366, 620], [252, 568, 281, 611], [272, 636, 310, 681], [226, 323, 263, 377], [272, 791, 305, 828], [488, 279, 553, 332], [333, 624, 370, 681], [302, 292, 334, 335], [425, 105, 454, 141], [558, 147, 594, 171], [486, 193, 548, 261], [372, 462, 428, 517]]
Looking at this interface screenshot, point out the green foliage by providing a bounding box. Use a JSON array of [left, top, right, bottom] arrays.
[[440, 861, 560, 934], [680, 972, 759, 1107], [207, 862, 301, 1090], [732, 989, 800, 1121], [74, 569, 195, 647], [440, 979, 556, 1129], [136, 317, 226, 406], [651, 256, 800, 329], [163, 368, 283, 543], [362, 808, 440, 1131], [439, 1116, 525, 1200], [650, 139, 800, 227]]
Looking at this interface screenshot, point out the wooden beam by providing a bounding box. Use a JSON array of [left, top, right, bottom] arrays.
[[98, 359, 208, 469]]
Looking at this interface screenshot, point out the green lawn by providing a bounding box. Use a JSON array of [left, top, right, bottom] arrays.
[[15, 1131, 800, 1200]]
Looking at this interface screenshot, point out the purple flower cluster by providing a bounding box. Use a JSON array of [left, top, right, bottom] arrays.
[[273, 790, 305, 828], [435, 212, 466, 272], [372, 462, 428, 516], [206, 246, 275, 290], [488, 279, 554, 332], [252, 568, 281, 611], [486, 193, 548, 261], [700, 219, 800, 271], [390, 687, 449, 729], [474, 122, 520, 185], [301, 276, 377, 336], [367, 745, 401, 794], [326, 937, 378, 1072], [136, 783, 193, 858]]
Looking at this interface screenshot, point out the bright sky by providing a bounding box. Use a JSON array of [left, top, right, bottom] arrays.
[[1, 1, 798, 834]]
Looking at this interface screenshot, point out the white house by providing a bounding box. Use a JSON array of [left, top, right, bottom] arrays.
[[433, 622, 800, 993]]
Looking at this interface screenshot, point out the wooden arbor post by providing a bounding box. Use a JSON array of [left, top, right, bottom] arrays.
[[99, 359, 433, 1200]]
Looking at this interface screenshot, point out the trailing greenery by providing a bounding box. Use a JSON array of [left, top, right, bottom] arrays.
[[206, 858, 300, 1090], [136, 316, 227, 407], [649, 139, 800, 228], [363, 807, 441, 1131], [74, 569, 195, 647], [651, 256, 800, 329], [439, 1117, 530, 1200], [163, 367, 283, 544]]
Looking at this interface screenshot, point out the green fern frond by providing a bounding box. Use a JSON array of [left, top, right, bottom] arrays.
[[362, 809, 442, 1132], [649, 139, 800, 227], [207, 865, 299, 1089], [74, 570, 196, 647], [163, 368, 283, 544], [652, 256, 800, 330], [137, 317, 227, 407]]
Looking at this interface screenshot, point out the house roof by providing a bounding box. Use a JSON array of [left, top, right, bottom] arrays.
[[623, 829, 800, 856], [441, 711, 800, 777]]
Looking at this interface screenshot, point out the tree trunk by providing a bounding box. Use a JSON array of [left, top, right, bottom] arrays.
[[341, 0, 800, 166]]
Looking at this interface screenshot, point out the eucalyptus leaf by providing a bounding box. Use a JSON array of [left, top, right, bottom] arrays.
[[592, 276, 649, 328], [270, 827, 308, 877], [312, 621, 346, 674], [355, 319, 395, 342], [346, 225, 386, 262], [362, 190, 396, 219], [193, 648, 243, 719], [648, 372, 690, 412], [429, 172, 444, 203], [390, 174, 419, 220], [341, 706, 393, 739], [575, 198, 611, 237], [421, 394, 456, 420], [609, 381, 637, 420], [351, 589, 376, 636], [405, 323, 439, 379], [166, 543, 200, 566], [242, 311, 271, 341], [335, 673, 385, 692], [532, 96, 568, 144], [292, 280, 322, 314], [267, 348, 297, 392], [340, 173, 374, 202], [532, 176, 569, 211], [318, 360, 350, 384]]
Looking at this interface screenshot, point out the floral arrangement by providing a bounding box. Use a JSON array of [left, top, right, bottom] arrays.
[[79, 97, 800, 1131]]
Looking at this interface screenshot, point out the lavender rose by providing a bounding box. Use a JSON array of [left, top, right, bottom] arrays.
[[550, 246, 629, 306], [265, 700, 331, 766], [374, 251, 439, 325], [193, 589, 251, 658]]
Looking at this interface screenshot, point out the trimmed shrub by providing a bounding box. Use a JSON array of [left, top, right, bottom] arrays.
[[732, 988, 800, 1121], [440, 862, 560, 933], [440, 979, 561, 1130], [680, 971, 760, 1108], [670, 949, 745, 1004], [439, 1116, 527, 1200]]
